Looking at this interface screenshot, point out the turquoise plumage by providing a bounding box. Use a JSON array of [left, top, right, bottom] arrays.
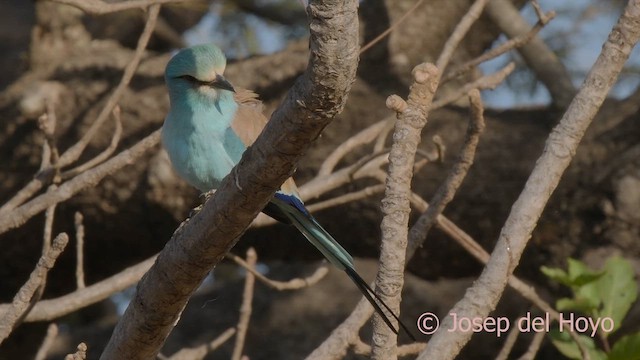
[[162, 44, 413, 339]]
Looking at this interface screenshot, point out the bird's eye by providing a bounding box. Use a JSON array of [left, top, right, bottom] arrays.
[[177, 75, 197, 82]]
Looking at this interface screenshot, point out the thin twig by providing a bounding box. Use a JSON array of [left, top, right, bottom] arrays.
[[0, 233, 68, 344], [167, 328, 236, 360], [516, 330, 545, 360], [432, 62, 516, 110], [61, 106, 124, 180], [359, 0, 425, 54], [485, 0, 575, 108], [319, 119, 391, 176], [64, 343, 87, 360], [407, 89, 485, 258], [56, 4, 159, 168], [227, 253, 329, 291], [435, 0, 491, 73], [35, 323, 59, 360], [42, 187, 57, 256], [0, 255, 156, 322], [442, 9, 556, 83], [494, 319, 520, 360], [49, 0, 188, 15], [306, 185, 386, 213], [75, 212, 86, 289], [0, 2, 160, 216], [0, 130, 161, 235], [231, 248, 257, 360]]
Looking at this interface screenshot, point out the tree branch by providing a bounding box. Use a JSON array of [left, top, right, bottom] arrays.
[[372, 64, 439, 359], [485, 0, 576, 108], [100, 0, 360, 358], [0, 233, 68, 344]]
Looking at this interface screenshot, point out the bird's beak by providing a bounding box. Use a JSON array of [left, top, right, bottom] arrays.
[[209, 74, 235, 93]]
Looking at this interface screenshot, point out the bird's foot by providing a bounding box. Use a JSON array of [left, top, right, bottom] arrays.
[[189, 204, 203, 218], [201, 189, 216, 201]]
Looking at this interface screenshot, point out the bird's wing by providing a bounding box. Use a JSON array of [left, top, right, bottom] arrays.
[[231, 88, 266, 146], [231, 88, 301, 198]]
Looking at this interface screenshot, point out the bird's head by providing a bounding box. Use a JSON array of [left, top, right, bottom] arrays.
[[165, 44, 235, 101]]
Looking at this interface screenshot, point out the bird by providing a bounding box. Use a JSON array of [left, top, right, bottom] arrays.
[[161, 44, 414, 339]]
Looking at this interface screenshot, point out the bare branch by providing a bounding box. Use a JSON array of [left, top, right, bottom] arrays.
[[516, 330, 545, 360], [65, 343, 88, 360], [0, 3, 159, 217], [231, 249, 257, 360], [49, 0, 190, 15], [306, 185, 386, 214], [442, 7, 556, 83], [485, 0, 576, 108], [75, 212, 86, 289], [0, 256, 156, 322], [167, 328, 236, 360], [61, 106, 124, 180], [318, 119, 392, 176], [432, 62, 515, 110], [407, 89, 485, 258], [35, 323, 59, 360], [227, 254, 329, 291], [435, 0, 491, 72], [372, 63, 439, 358], [0, 130, 161, 235], [494, 319, 520, 360], [57, 4, 159, 168], [359, 0, 425, 54], [0, 233, 68, 344]]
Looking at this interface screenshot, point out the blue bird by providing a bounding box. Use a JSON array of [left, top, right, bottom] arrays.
[[162, 44, 413, 338]]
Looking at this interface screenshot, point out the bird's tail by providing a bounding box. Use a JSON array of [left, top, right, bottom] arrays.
[[269, 196, 416, 340]]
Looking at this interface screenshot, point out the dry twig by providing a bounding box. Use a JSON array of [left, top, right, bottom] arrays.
[[227, 253, 329, 291], [0, 233, 68, 344], [166, 328, 236, 360], [0, 255, 156, 322], [231, 248, 257, 360], [49, 0, 188, 15], [35, 323, 59, 360], [65, 343, 88, 360], [75, 212, 86, 289]]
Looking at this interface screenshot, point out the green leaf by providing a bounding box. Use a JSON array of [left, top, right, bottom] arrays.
[[548, 329, 607, 360], [541, 265, 572, 286], [556, 297, 599, 314], [567, 258, 605, 287], [542, 258, 604, 289], [594, 256, 638, 334], [609, 332, 640, 360]]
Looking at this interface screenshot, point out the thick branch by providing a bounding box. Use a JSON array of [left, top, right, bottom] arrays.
[[372, 64, 439, 358], [100, 0, 359, 358]]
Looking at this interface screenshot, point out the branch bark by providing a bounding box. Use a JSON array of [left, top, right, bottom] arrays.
[[100, 0, 360, 358], [372, 64, 439, 359]]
